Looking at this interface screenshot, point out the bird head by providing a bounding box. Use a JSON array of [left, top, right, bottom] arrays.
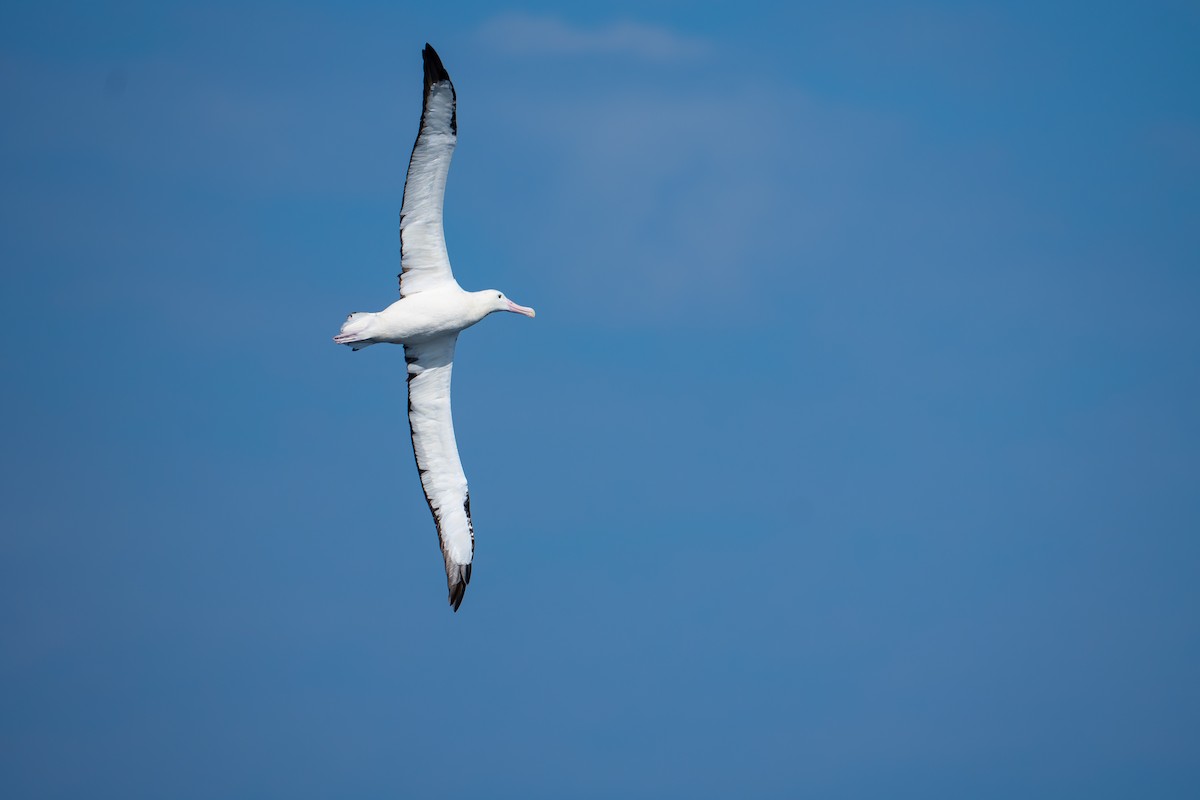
[[480, 290, 535, 318]]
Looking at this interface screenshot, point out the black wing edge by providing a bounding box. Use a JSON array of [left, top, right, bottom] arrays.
[[423, 43, 452, 93], [447, 562, 472, 612], [421, 44, 455, 135]]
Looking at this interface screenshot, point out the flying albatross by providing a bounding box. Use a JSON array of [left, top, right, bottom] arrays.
[[333, 44, 535, 611]]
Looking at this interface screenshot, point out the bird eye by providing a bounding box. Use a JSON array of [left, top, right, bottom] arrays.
[[497, 293, 502, 298]]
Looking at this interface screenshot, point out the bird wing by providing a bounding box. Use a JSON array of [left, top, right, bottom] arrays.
[[404, 333, 474, 611], [398, 44, 459, 298]]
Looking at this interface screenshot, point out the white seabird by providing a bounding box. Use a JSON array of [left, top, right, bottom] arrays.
[[334, 44, 535, 612]]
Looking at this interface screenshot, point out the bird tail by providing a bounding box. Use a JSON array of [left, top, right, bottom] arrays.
[[333, 312, 377, 350]]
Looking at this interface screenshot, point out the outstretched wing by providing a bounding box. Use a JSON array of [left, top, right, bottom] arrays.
[[398, 44, 459, 298], [404, 334, 474, 611]]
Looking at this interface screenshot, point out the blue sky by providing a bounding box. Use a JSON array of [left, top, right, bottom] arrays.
[[2, 1, 1198, 797]]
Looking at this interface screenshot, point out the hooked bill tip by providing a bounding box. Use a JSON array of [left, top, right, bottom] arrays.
[[506, 299, 536, 318]]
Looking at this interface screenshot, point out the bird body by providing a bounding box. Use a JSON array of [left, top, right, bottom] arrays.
[[333, 44, 534, 611], [335, 288, 533, 349]]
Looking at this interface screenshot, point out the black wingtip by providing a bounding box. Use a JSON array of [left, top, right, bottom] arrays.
[[447, 562, 471, 612], [423, 43, 451, 90]]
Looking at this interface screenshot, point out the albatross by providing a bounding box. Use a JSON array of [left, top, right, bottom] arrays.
[[333, 43, 535, 611]]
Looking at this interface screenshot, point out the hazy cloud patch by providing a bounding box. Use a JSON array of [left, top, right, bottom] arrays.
[[476, 13, 711, 61], [474, 83, 891, 328]]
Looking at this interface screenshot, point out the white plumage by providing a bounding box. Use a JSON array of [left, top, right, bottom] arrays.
[[333, 44, 535, 611]]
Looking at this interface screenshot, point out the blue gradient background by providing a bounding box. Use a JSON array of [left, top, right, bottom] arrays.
[[2, 2, 1198, 797]]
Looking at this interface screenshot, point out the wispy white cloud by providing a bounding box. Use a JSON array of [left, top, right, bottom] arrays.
[[476, 13, 712, 61]]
